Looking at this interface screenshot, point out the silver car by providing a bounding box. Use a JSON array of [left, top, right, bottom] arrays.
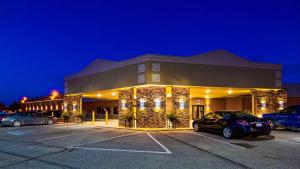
[[0, 112, 54, 127]]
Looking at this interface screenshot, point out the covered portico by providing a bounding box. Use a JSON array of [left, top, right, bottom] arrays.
[[63, 50, 287, 128]]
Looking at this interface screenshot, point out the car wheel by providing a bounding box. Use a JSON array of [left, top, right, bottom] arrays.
[[12, 120, 22, 127], [193, 123, 199, 132], [47, 119, 54, 125], [223, 127, 233, 139], [268, 119, 276, 130]]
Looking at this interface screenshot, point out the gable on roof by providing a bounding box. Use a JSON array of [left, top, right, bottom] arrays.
[[190, 49, 254, 67], [79, 59, 117, 75]]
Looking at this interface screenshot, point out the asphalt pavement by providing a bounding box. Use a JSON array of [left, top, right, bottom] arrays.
[[0, 124, 299, 169]]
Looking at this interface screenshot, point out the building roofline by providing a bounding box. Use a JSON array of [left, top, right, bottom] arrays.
[[65, 49, 282, 80]]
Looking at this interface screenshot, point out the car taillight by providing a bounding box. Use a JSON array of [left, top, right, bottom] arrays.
[[236, 120, 250, 126], [264, 121, 270, 126]]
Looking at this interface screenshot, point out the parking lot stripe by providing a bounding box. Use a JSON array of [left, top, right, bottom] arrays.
[[66, 132, 142, 148], [145, 131, 172, 154], [35, 129, 112, 141], [275, 138, 300, 144], [73, 147, 171, 154], [185, 131, 247, 150]]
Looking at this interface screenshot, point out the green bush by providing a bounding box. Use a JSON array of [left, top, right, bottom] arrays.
[[166, 111, 177, 122]]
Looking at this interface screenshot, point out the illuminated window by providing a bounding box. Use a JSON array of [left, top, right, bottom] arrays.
[[152, 74, 160, 82], [138, 64, 145, 73], [152, 63, 160, 72], [138, 74, 145, 83]]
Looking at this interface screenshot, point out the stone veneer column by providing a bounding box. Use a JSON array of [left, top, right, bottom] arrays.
[[62, 94, 83, 122], [136, 87, 166, 128], [172, 87, 190, 128], [251, 89, 287, 116], [118, 88, 134, 127]]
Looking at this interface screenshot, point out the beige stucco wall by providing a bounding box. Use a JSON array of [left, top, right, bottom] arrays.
[[65, 60, 281, 95]]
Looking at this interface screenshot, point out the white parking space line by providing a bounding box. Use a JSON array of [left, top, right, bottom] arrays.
[[145, 131, 172, 154], [275, 138, 300, 144], [66, 132, 143, 148], [73, 147, 171, 154], [185, 131, 247, 150], [35, 129, 112, 141]]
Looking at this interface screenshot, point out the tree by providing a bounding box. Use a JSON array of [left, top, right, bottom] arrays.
[[9, 101, 21, 111], [0, 102, 6, 111]]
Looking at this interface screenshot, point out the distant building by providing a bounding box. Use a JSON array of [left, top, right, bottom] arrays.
[[283, 83, 300, 106]]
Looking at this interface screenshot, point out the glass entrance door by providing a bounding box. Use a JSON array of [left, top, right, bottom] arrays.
[[192, 105, 205, 120]]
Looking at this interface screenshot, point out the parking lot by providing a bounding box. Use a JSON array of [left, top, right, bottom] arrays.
[[0, 124, 299, 169]]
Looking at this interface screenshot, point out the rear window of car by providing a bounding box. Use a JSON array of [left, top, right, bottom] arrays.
[[233, 112, 256, 118]]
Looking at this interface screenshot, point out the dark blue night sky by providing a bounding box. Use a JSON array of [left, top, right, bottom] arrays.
[[0, 0, 300, 105]]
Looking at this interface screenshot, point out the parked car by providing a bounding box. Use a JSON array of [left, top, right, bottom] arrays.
[[193, 111, 271, 139], [0, 112, 55, 127], [262, 105, 300, 130], [0, 112, 8, 122]]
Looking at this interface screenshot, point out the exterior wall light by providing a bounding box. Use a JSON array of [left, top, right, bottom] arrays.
[[140, 99, 146, 109], [50, 105, 53, 110], [112, 92, 116, 96], [64, 104, 67, 110], [279, 100, 284, 110], [121, 100, 126, 109], [261, 100, 266, 110], [228, 90, 233, 95], [97, 94, 102, 97], [205, 89, 210, 94], [166, 93, 172, 98], [179, 99, 185, 110], [154, 98, 161, 109], [73, 103, 76, 111], [45, 106, 48, 110], [55, 105, 58, 110]]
